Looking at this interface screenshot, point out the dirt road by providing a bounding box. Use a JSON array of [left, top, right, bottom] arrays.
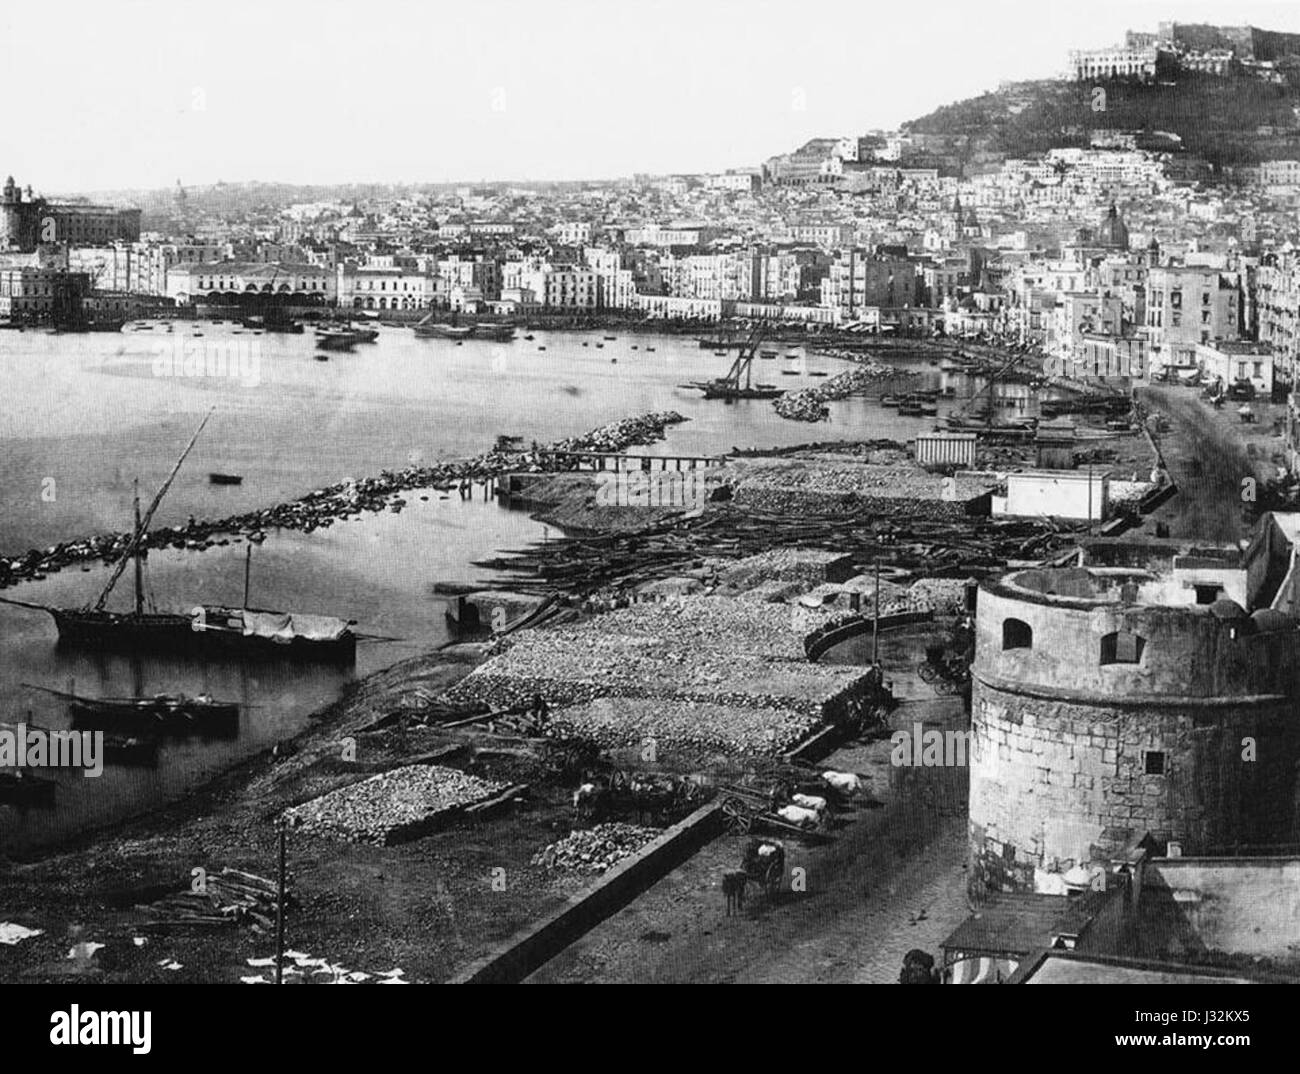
[[529, 630, 973, 985], [1139, 385, 1258, 542]]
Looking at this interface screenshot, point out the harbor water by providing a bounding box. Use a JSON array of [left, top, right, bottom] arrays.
[[0, 321, 1015, 850]]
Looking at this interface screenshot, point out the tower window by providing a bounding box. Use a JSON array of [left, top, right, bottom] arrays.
[[1100, 631, 1145, 665], [1002, 618, 1033, 650], [1193, 584, 1222, 605], [1144, 750, 1166, 776]]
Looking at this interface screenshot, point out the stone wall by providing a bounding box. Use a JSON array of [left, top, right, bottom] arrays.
[[969, 570, 1300, 894], [969, 683, 1300, 893]]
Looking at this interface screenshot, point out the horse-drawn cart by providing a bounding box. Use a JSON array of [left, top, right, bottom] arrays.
[[717, 780, 830, 841]]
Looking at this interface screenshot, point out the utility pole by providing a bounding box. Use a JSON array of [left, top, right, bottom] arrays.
[[872, 559, 881, 666], [275, 819, 286, 985]]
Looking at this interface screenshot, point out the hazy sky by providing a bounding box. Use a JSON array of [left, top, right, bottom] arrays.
[[6, 0, 1300, 192]]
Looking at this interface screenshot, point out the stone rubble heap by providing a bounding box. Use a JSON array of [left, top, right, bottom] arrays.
[[555, 696, 820, 755], [445, 593, 869, 753], [283, 764, 506, 846], [0, 412, 688, 590], [773, 363, 895, 422], [532, 823, 660, 874]]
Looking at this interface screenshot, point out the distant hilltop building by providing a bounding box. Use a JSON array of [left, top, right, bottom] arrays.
[[0, 175, 141, 252], [1068, 22, 1300, 83]]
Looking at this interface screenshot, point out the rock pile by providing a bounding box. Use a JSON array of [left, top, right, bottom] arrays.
[[0, 412, 688, 590], [555, 696, 820, 755], [283, 764, 506, 846], [532, 823, 659, 874], [444, 593, 870, 752], [774, 364, 894, 422]]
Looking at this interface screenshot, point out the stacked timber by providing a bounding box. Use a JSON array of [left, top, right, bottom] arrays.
[[138, 868, 291, 933]]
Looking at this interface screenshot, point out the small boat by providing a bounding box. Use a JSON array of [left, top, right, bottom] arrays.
[[809, 371, 828, 378], [596, 343, 604, 349], [314, 354, 329, 362], [919, 401, 939, 416], [524, 334, 535, 341], [611, 357, 617, 363], [646, 347, 655, 352], [880, 395, 901, 407], [413, 322, 472, 340], [781, 369, 800, 376], [603, 335, 616, 341], [714, 350, 727, 357], [785, 353, 800, 360], [538, 346, 546, 351], [209, 473, 243, 486], [897, 402, 924, 417], [317, 324, 378, 346], [760, 350, 778, 359]]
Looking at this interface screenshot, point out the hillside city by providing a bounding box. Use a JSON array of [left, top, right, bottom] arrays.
[[2, 19, 1300, 393], [7, 17, 1300, 995]]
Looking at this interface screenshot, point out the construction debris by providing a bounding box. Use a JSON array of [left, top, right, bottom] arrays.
[[532, 823, 659, 874], [283, 764, 507, 845]]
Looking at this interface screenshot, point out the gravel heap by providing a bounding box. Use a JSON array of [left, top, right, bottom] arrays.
[[445, 594, 871, 751], [532, 823, 660, 874], [555, 696, 821, 755], [283, 764, 506, 846]]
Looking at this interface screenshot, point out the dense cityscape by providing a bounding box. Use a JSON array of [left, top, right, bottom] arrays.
[[2, 14, 1300, 1008]]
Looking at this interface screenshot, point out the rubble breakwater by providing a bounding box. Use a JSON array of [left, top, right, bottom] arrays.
[[0, 411, 687, 591], [773, 361, 904, 422]]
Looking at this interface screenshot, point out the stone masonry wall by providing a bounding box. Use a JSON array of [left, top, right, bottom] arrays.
[[969, 681, 1300, 894]]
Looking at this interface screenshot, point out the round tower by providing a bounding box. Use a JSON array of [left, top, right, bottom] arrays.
[[969, 567, 1300, 894]]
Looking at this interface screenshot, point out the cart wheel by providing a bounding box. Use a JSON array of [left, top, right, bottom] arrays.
[[765, 862, 783, 897], [935, 677, 959, 696], [609, 768, 631, 793], [918, 662, 938, 683], [722, 796, 752, 834]]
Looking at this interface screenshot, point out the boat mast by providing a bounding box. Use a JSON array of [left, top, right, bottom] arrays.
[[243, 543, 252, 608], [133, 480, 144, 618], [90, 408, 214, 612]]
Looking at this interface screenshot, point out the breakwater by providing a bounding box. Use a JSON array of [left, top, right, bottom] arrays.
[[0, 412, 687, 591]]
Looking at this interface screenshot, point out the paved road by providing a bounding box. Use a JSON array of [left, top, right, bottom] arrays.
[[1140, 385, 1254, 542]]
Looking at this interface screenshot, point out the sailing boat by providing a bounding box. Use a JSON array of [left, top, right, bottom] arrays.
[[1, 411, 357, 663]]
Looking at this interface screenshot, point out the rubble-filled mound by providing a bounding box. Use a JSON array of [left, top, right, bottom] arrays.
[[532, 823, 660, 874], [445, 593, 872, 752], [554, 696, 821, 755], [283, 764, 506, 846], [774, 365, 894, 422]]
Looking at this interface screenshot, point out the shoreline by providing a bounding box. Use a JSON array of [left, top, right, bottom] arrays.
[[0, 411, 688, 592]]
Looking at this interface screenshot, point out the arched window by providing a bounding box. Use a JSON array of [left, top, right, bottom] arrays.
[[1100, 631, 1145, 665], [1002, 618, 1033, 650]]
